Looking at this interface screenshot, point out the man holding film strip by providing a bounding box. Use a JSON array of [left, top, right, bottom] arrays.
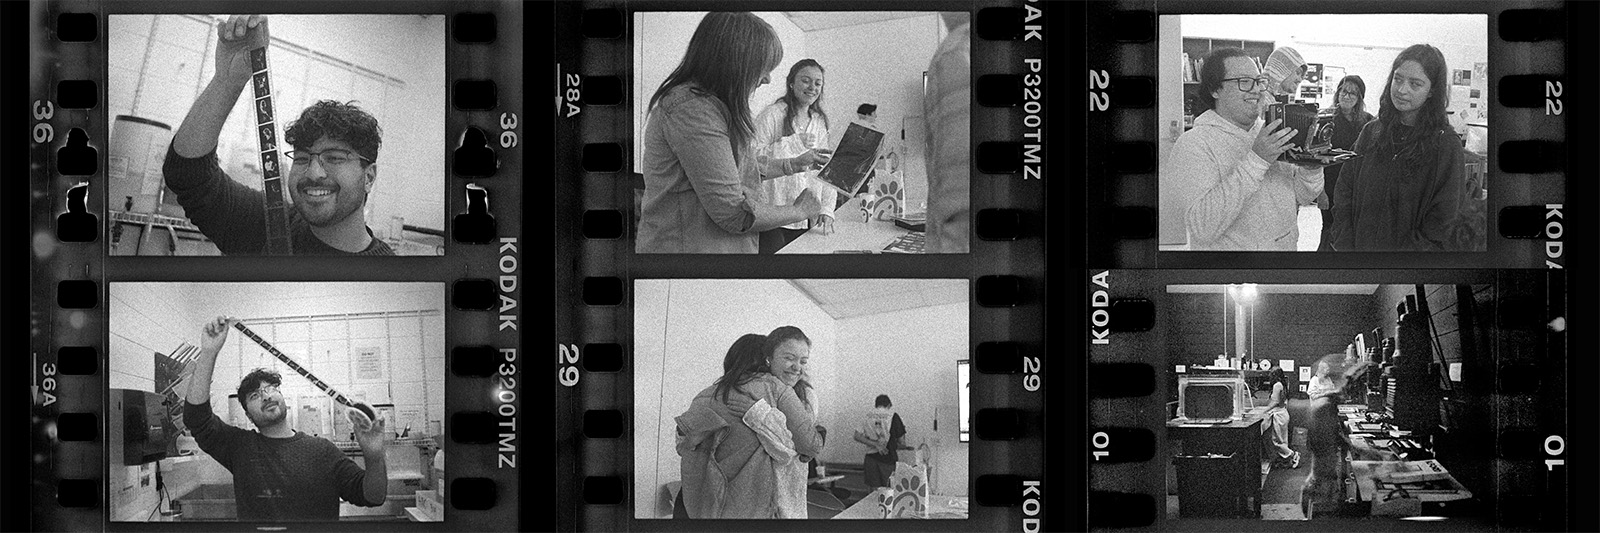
[[164, 15, 395, 255], [182, 316, 390, 521]]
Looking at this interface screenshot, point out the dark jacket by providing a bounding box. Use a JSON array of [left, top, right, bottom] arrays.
[[1330, 120, 1473, 251], [1322, 109, 1374, 210]]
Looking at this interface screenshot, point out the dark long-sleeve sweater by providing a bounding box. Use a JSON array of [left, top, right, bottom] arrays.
[[184, 401, 381, 521], [162, 146, 394, 255]]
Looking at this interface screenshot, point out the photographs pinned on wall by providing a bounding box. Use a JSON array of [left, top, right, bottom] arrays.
[[108, 282, 446, 522], [633, 279, 971, 519]]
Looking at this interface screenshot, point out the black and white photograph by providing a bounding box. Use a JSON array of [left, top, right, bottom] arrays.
[[631, 12, 972, 254], [633, 279, 971, 519], [107, 14, 447, 256], [1162, 282, 1558, 522], [1157, 15, 1489, 252], [108, 282, 447, 522]]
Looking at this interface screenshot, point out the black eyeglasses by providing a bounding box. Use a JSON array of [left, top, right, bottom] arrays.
[[1220, 76, 1271, 92], [246, 384, 281, 403], [287, 149, 372, 168]]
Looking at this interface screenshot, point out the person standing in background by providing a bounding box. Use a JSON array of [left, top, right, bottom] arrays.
[[923, 11, 971, 253], [1262, 47, 1308, 103], [1317, 75, 1375, 251], [853, 394, 907, 489], [1261, 367, 1301, 471]]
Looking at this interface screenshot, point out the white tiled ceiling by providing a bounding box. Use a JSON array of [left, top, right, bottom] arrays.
[[781, 12, 929, 32], [1166, 284, 1380, 295], [789, 279, 968, 320]]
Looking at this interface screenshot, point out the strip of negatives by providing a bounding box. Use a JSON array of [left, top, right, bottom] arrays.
[[28, 1, 525, 531], [1088, 269, 1567, 531], [1086, 1, 1566, 270]]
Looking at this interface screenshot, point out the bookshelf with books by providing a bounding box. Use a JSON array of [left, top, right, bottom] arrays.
[[1180, 37, 1275, 129]]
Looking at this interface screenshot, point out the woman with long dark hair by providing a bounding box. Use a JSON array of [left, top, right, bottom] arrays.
[[675, 327, 823, 518], [753, 59, 839, 253], [1317, 75, 1376, 251], [1329, 44, 1472, 251], [638, 13, 832, 253]]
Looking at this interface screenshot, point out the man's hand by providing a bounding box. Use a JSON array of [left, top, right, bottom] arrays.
[[198, 316, 237, 355], [185, 315, 235, 405], [1252, 118, 1298, 162], [213, 15, 269, 85], [349, 405, 389, 452]]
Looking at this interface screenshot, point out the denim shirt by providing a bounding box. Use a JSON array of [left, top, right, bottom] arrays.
[[638, 85, 762, 253]]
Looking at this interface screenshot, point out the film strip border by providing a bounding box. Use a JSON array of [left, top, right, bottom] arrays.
[[555, 0, 1053, 530], [1086, 269, 1568, 530], [1085, 1, 1569, 269], [28, 2, 525, 530]]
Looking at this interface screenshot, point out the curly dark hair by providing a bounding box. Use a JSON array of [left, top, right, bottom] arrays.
[[236, 368, 283, 411], [284, 100, 382, 165]]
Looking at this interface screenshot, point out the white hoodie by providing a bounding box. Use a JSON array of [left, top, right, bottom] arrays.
[[1164, 109, 1324, 250]]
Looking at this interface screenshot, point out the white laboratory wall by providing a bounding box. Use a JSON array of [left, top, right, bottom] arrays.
[[108, 14, 447, 240], [802, 14, 944, 154], [825, 302, 968, 497], [632, 12, 807, 173], [110, 283, 205, 394], [632, 279, 838, 518]]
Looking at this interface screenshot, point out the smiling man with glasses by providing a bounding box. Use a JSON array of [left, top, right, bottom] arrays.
[[163, 15, 395, 255], [182, 316, 391, 521], [1162, 46, 1325, 251]]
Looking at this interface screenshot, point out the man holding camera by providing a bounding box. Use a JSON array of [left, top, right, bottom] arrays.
[[1165, 47, 1325, 251]]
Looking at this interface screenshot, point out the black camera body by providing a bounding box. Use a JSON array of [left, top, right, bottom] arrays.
[[1265, 99, 1336, 157]]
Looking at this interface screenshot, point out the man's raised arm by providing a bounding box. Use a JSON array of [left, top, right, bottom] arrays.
[[172, 15, 268, 158], [185, 316, 235, 406]]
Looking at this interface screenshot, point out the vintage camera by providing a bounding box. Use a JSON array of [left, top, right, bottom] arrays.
[[1265, 99, 1336, 158]]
